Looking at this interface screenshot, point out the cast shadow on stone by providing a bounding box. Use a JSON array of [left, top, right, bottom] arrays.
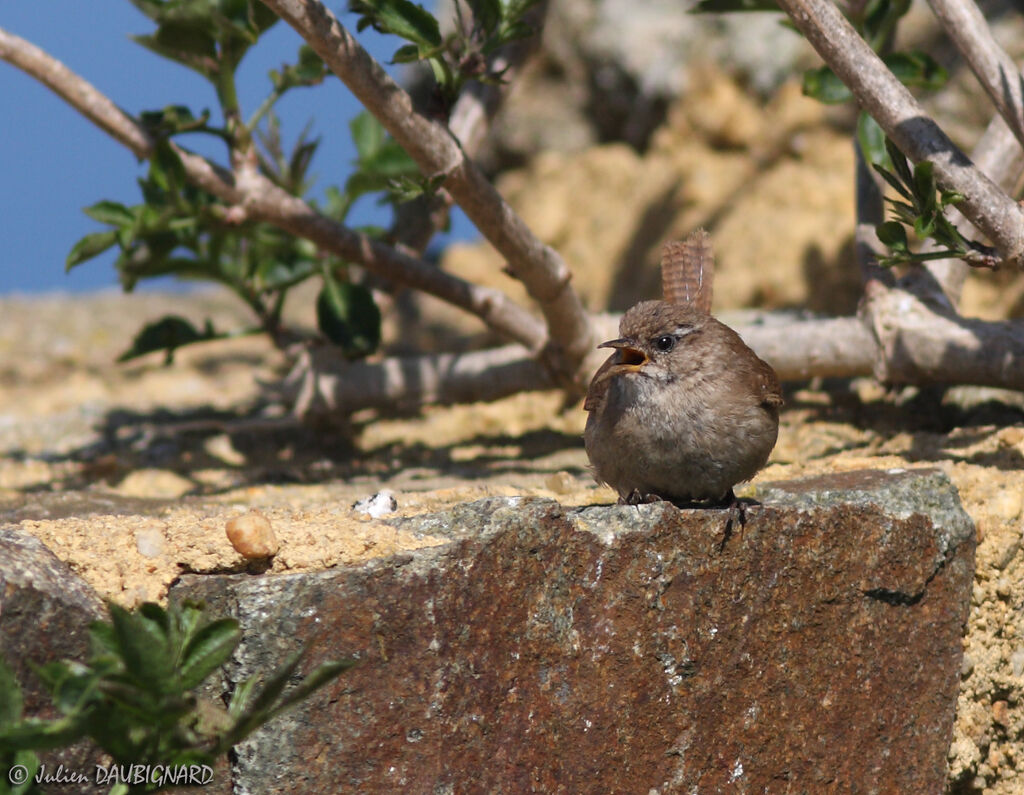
[[6, 403, 589, 500]]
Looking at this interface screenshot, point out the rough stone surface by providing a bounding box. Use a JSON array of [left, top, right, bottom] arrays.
[[175, 468, 974, 794]]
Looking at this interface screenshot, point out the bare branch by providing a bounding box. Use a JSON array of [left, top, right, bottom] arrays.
[[291, 315, 880, 416], [259, 0, 597, 385], [926, 0, 1024, 152], [775, 0, 1024, 269], [868, 288, 1024, 388], [0, 24, 547, 352], [289, 343, 552, 416]]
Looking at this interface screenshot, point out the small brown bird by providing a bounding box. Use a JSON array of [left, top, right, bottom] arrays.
[[584, 230, 782, 505]]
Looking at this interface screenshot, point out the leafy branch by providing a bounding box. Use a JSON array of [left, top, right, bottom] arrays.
[[0, 600, 353, 795], [873, 139, 998, 269]]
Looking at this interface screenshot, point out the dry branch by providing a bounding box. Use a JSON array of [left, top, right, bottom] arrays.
[[291, 314, 880, 415], [926, 0, 1024, 152], [775, 0, 1024, 269], [259, 0, 597, 386], [868, 288, 1024, 388]]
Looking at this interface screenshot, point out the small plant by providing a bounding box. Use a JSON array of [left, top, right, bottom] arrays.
[[872, 139, 998, 268], [65, 0, 543, 365], [0, 599, 354, 795], [350, 0, 542, 109]]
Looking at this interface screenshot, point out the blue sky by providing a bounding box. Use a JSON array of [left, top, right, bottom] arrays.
[[1, 1, 472, 294]]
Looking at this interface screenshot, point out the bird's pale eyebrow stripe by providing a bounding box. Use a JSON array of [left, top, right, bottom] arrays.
[[674, 325, 696, 337]]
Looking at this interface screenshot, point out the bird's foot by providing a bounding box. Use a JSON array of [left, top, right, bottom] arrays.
[[620, 489, 663, 506], [716, 489, 752, 551]]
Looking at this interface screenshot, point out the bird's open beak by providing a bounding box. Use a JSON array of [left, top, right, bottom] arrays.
[[597, 338, 648, 370]]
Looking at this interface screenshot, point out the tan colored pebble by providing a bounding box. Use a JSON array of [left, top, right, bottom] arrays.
[[992, 700, 1010, 727], [225, 510, 279, 558], [544, 471, 576, 495]]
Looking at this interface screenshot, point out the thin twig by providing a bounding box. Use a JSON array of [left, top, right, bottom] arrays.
[[775, 0, 1024, 269], [0, 24, 547, 352], [921, 115, 1024, 306], [260, 0, 597, 386], [925, 0, 1024, 152]]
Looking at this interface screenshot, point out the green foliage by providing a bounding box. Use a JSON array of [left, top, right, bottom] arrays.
[[802, 51, 946, 105], [68, 0, 398, 362], [350, 0, 543, 105], [0, 600, 355, 794], [317, 277, 382, 359], [872, 139, 997, 268]]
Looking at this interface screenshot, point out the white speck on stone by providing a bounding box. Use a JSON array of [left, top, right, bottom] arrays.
[[353, 490, 398, 518], [1011, 647, 1024, 678], [887, 467, 906, 474], [730, 760, 744, 781], [134, 527, 165, 558]]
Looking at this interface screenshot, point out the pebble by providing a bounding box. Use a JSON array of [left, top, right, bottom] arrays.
[[544, 471, 576, 495], [1011, 647, 1024, 679], [204, 433, 247, 467], [113, 469, 193, 499], [226, 510, 279, 558]]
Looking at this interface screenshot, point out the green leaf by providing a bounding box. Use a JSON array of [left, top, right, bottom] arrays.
[[65, 230, 119, 271], [876, 220, 909, 251], [264, 658, 357, 718], [108, 603, 175, 693], [153, 21, 218, 59], [349, 112, 384, 160], [913, 160, 937, 210], [801, 66, 851, 104], [392, 43, 423, 63], [856, 112, 888, 168], [913, 213, 937, 239], [88, 622, 120, 658], [0, 714, 86, 753], [871, 164, 913, 200], [227, 677, 258, 721], [940, 190, 964, 208], [225, 649, 305, 743], [468, 0, 502, 34], [117, 316, 225, 364], [885, 138, 913, 185], [179, 619, 242, 691], [885, 51, 947, 91], [4, 750, 41, 795], [83, 201, 137, 227], [0, 658, 23, 727], [316, 276, 382, 358], [349, 0, 442, 48]]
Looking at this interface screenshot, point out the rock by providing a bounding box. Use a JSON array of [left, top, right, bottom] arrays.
[[0, 528, 108, 793], [225, 510, 278, 559], [113, 468, 193, 500], [174, 468, 974, 793]]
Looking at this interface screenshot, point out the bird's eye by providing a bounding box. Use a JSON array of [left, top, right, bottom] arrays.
[[654, 335, 676, 352]]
